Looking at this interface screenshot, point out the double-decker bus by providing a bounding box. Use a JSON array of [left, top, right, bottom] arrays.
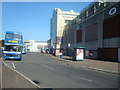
[[3, 31, 23, 60]]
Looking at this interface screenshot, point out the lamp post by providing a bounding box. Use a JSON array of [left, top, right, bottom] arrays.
[[67, 43, 71, 56], [68, 43, 71, 48]]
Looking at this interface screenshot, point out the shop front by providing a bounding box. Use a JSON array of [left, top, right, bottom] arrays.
[[85, 48, 98, 59]]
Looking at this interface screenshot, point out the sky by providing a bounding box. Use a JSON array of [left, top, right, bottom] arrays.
[[2, 2, 91, 41], [0, 1, 2, 39]]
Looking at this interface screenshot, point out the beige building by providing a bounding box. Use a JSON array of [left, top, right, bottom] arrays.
[[50, 8, 79, 51]]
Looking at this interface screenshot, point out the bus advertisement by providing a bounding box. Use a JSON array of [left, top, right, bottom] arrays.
[[3, 31, 23, 60]]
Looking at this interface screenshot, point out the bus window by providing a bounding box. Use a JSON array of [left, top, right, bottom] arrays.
[[5, 45, 22, 52], [6, 33, 14, 39], [14, 34, 22, 39], [6, 33, 21, 39]]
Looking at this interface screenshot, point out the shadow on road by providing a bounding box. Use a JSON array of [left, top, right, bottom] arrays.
[[32, 80, 40, 85], [3, 59, 21, 61]]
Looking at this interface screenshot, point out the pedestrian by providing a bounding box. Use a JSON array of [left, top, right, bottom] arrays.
[[59, 52, 63, 58]]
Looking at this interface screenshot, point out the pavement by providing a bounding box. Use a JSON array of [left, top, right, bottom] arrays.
[[0, 58, 1, 89], [47, 54, 119, 75], [2, 61, 39, 88], [0, 49, 2, 89]]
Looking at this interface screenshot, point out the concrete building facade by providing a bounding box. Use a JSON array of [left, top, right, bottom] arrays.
[[50, 8, 79, 51], [61, 2, 120, 62]]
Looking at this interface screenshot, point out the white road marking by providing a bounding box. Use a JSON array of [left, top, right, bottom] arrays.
[[12, 62, 16, 69], [81, 77, 93, 82], [3, 62, 12, 68], [2, 61, 40, 88], [41, 64, 93, 83], [41, 64, 53, 69]]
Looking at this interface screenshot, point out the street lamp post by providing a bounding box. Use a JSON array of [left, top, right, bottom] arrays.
[[67, 43, 71, 56]]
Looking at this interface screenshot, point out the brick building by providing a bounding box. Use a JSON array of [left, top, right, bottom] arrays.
[[61, 2, 120, 62]]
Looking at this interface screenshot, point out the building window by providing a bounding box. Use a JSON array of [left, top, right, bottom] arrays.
[[98, 2, 104, 11], [79, 14, 82, 21], [76, 15, 80, 23], [65, 20, 71, 24], [85, 10, 88, 18], [88, 6, 94, 16], [94, 5, 97, 13], [98, 2, 101, 6]]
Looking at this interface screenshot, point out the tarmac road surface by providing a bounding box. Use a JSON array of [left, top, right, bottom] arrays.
[[3, 52, 119, 88]]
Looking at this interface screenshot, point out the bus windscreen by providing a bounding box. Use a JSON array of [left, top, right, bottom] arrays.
[[6, 33, 22, 39], [5, 45, 22, 52]]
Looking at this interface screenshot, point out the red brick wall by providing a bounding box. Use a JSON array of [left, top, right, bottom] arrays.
[[85, 23, 98, 41], [76, 30, 82, 43], [98, 48, 118, 62], [103, 14, 120, 39]]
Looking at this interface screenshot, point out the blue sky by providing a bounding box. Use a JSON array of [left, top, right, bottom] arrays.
[[2, 2, 91, 41]]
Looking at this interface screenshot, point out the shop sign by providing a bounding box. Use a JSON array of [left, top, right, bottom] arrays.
[[109, 7, 117, 16]]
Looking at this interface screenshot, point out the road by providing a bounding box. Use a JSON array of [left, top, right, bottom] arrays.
[[3, 52, 119, 88]]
